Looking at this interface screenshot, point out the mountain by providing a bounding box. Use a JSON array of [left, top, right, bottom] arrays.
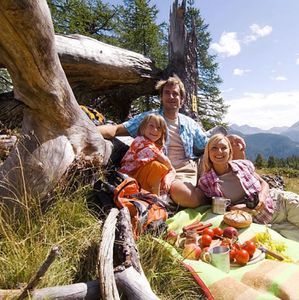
[[244, 133, 299, 161], [228, 129, 299, 160], [281, 121, 299, 142], [230, 124, 289, 135]]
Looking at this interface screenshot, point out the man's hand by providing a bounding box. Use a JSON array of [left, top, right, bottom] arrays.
[[227, 134, 246, 160]]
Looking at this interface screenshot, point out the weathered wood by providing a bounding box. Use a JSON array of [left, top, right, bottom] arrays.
[[0, 33, 162, 124], [98, 208, 120, 300], [168, 0, 198, 119], [0, 281, 100, 300], [0, 134, 17, 158], [17, 245, 61, 300], [0, 1, 112, 202], [113, 208, 159, 300]]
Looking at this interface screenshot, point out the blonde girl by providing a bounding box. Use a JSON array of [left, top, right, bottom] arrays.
[[119, 114, 175, 195]]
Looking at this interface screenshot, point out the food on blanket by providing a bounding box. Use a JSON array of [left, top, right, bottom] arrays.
[[242, 240, 256, 257], [212, 227, 224, 237], [254, 230, 292, 262], [235, 249, 250, 265], [229, 248, 237, 262], [200, 234, 213, 247], [223, 226, 238, 239], [223, 210, 252, 228], [165, 230, 179, 245], [202, 228, 215, 238], [182, 220, 203, 232], [182, 243, 202, 260], [200, 248, 212, 263]]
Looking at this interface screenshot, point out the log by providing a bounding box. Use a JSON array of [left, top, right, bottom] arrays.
[[0, 134, 17, 158], [98, 208, 120, 300], [113, 208, 159, 300], [0, 0, 112, 202], [17, 245, 61, 300]]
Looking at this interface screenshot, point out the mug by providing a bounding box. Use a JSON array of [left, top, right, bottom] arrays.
[[208, 246, 230, 273], [212, 197, 231, 214]]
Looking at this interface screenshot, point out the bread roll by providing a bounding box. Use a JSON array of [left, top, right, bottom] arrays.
[[223, 210, 252, 228]]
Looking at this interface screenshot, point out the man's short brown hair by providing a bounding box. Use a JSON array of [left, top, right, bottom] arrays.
[[155, 74, 186, 100]]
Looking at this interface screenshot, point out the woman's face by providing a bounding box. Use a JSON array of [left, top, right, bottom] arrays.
[[209, 138, 231, 165], [144, 118, 162, 143]]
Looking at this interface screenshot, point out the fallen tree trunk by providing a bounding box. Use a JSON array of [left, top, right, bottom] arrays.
[[0, 1, 112, 203], [0, 33, 162, 124]]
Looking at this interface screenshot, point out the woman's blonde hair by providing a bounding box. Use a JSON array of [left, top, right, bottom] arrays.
[[137, 114, 168, 146], [202, 134, 233, 173], [155, 74, 186, 101]]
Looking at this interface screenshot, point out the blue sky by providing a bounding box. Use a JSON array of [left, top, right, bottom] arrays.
[[104, 0, 299, 130]]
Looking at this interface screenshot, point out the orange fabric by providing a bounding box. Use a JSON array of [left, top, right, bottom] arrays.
[[134, 161, 169, 194]]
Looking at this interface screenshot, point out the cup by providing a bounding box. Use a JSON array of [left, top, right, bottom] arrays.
[[212, 197, 231, 214], [208, 246, 230, 273]]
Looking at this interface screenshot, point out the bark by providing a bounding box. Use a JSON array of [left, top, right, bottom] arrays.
[[0, 1, 112, 203], [113, 208, 159, 300], [168, 0, 198, 120], [0, 33, 162, 125]]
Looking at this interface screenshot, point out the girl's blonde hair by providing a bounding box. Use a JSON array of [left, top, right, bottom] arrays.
[[202, 134, 233, 173], [137, 114, 168, 146]]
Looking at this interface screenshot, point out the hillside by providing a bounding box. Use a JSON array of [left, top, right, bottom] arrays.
[[244, 133, 299, 160]]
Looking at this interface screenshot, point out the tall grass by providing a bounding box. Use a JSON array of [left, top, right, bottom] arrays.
[[138, 235, 207, 300], [0, 187, 101, 289]]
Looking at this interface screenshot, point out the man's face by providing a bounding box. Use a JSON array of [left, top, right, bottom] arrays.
[[161, 83, 183, 111]]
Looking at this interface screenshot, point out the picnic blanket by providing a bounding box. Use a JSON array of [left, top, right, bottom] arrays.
[[164, 206, 299, 300]]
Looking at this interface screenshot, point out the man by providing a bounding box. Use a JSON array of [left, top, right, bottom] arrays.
[[100, 75, 245, 208]]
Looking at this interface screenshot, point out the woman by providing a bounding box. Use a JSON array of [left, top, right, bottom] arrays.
[[197, 134, 299, 240]]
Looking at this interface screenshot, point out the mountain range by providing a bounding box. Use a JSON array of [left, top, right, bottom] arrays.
[[229, 121, 299, 160]]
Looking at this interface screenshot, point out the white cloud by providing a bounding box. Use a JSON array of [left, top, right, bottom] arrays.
[[233, 68, 251, 76], [244, 24, 272, 44], [211, 32, 241, 57], [296, 58, 299, 64], [224, 91, 299, 130], [272, 76, 287, 81]]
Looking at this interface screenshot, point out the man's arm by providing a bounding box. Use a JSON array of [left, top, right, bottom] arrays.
[[99, 124, 129, 139]]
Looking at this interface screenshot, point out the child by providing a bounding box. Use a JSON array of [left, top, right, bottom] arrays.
[[119, 114, 175, 196], [197, 133, 299, 241]]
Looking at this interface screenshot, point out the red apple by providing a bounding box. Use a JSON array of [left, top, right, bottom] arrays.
[[182, 243, 202, 260], [165, 230, 178, 245], [223, 227, 238, 239]]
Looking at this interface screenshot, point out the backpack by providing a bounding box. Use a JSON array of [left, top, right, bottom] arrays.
[[92, 171, 168, 238]]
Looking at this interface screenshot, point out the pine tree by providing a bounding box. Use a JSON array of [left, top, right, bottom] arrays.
[[185, 0, 227, 129], [116, 0, 168, 112], [255, 153, 265, 169], [47, 0, 118, 45], [0, 69, 12, 93], [267, 155, 276, 168]]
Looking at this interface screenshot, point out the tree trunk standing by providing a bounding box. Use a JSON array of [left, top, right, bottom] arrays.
[[168, 0, 199, 120], [0, 1, 112, 203]]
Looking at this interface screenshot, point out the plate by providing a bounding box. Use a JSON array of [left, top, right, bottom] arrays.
[[230, 248, 265, 267]]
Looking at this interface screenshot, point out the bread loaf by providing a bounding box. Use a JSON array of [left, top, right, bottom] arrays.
[[223, 210, 252, 228]]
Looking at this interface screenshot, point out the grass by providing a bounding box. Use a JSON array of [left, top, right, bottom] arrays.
[[0, 187, 101, 289], [257, 168, 299, 194], [138, 234, 207, 300], [0, 185, 207, 299]]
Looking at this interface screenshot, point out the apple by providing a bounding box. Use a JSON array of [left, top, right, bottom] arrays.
[[223, 227, 238, 239], [165, 230, 178, 245], [182, 243, 202, 260]]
